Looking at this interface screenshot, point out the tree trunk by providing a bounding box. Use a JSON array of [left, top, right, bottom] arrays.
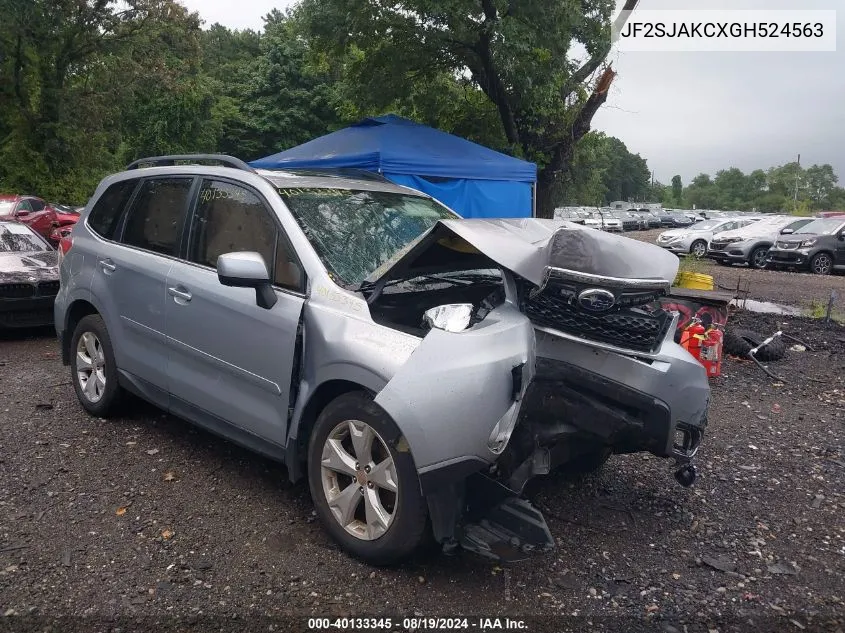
[[535, 67, 617, 219]]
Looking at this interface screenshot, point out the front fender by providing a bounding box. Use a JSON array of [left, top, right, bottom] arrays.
[[374, 303, 535, 474]]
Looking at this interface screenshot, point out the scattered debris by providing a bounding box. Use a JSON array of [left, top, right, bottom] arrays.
[[767, 562, 799, 576], [163, 471, 178, 482], [115, 506, 128, 516], [146, 449, 159, 456], [701, 555, 737, 573], [161, 529, 174, 540], [34, 403, 53, 410]]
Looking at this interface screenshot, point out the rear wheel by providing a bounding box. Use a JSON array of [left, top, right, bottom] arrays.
[[70, 314, 123, 417], [307, 392, 427, 565], [690, 240, 707, 258], [810, 252, 833, 275]]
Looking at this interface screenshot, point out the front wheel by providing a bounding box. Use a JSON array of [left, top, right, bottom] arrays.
[[810, 252, 833, 275], [690, 240, 707, 258], [70, 314, 123, 417], [750, 247, 769, 269], [307, 392, 428, 565]]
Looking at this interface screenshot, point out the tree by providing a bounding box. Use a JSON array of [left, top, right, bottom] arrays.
[[299, 0, 639, 218], [804, 164, 838, 204], [671, 175, 683, 204]]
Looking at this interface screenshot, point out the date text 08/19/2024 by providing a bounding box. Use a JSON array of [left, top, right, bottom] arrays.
[[307, 617, 529, 631]]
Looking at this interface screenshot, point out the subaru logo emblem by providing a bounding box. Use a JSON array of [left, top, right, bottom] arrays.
[[577, 288, 616, 312]]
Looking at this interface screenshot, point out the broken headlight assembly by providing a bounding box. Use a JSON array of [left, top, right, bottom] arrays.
[[423, 303, 475, 333]]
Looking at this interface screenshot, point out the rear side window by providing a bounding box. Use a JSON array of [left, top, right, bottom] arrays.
[[122, 178, 193, 256], [88, 179, 138, 240]]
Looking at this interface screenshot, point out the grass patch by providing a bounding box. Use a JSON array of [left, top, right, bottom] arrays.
[[806, 298, 845, 323]]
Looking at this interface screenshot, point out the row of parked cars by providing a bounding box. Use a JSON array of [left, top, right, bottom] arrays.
[[554, 206, 723, 232], [656, 212, 845, 275], [0, 195, 82, 328]]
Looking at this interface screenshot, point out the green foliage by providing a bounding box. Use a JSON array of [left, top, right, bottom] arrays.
[[297, 0, 624, 217]]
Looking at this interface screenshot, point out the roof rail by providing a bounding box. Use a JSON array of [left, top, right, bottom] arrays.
[[126, 154, 256, 173], [262, 167, 393, 183]]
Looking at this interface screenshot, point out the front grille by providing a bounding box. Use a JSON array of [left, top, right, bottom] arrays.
[[769, 252, 800, 262], [0, 283, 35, 299], [709, 242, 727, 251], [37, 280, 60, 296], [523, 291, 671, 353], [776, 241, 799, 250]]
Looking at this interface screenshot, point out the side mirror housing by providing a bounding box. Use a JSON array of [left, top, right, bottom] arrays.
[[780, 228, 794, 235], [838, 232, 845, 242], [217, 251, 277, 310]]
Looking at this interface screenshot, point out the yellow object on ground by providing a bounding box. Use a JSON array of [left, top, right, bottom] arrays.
[[675, 271, 714, 291]]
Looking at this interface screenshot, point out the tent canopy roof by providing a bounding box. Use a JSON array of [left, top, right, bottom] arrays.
[[250, 114, 537, 182]]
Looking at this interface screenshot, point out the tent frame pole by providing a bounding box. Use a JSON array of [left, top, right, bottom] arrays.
[[532, 181, 537, 218]]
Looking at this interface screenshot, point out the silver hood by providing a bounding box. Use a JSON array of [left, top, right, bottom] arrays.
[[366, 218, 680, 289]]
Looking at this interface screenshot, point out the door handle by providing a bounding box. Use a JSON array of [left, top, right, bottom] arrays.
[[167, 286, 192, 302], [99, 258, 116, 273]]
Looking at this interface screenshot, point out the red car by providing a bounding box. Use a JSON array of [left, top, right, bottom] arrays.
[[0, 195, 80, 245]]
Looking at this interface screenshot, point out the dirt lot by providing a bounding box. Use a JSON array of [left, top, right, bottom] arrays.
[[0, 256, 844, 632]]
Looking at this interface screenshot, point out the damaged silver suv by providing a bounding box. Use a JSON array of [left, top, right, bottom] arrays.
[[55, 155, 709, 565]]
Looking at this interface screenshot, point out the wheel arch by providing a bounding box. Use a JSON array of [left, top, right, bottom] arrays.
[[286, 376, 381, 483], [61, 299, 101, 365]]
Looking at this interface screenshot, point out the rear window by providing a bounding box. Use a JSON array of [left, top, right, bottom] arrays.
[[88, 180, 138, 240], [122, 178, 193, 256]]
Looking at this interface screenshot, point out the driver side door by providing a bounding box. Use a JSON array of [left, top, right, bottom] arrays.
[[165, 178, 306, 446]]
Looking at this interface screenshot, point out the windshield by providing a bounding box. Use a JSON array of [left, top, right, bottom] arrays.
[[794, 218, 843, 235], [279, 188, 456, 287], [0, 201, 15, 214], [0, 223, 50, 253]]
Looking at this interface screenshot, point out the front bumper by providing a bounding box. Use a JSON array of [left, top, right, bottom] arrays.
[[0, 296, 56, 328], [766, 248, 812, 269], [658, 240, 691, 253], [707, 243, 750, 263]]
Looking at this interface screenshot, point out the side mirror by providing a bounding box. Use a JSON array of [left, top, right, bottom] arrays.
[[838, 232, 845, 242], [780, 228, 794, 235], [15, 210, 30, 217], [217, 252, 277, 310]]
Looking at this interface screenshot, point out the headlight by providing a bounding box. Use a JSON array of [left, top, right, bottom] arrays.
[[423, 303, 474, 333], [800, 238, 817, 247]]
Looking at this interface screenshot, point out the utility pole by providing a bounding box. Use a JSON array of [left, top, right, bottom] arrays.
[[793, 153, 801, 208]]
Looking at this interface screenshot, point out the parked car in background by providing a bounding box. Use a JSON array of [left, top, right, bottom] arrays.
[[766, 217, 845, 275], [582, 211, 605, 230], [707, 216, 815, 268], [0, 221, 60, 328], [657, 217, 761, 257], [602, 209, 637, 232], [0, 195, 80, 245], [553, 208, 587, 225], [623, 209, 647, 231], [54, 154, 709, 564], [633, 208, 662, 229]]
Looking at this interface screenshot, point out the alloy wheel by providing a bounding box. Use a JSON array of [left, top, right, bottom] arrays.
[[320, 420, 398, 541], [691, 241, 707, 258], [752, 249, 769, 268], [75, 332, 106, 403], [812, 253, 832, 275]]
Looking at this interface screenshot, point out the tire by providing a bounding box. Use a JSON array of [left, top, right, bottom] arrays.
[[749, 247, 769, 269], [690, 240, 707, 258], [70, 314, 123, 417], [723, 328, 787, 362], [307, 391, 428, 565], [810, 252, 833, 275], [558, 446, 612, 475]]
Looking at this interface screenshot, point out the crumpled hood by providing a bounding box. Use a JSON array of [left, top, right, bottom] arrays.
[[368, 218, 679, 288], [0, 251, 59, 284]]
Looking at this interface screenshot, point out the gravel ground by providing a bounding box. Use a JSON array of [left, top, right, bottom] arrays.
[[0, 269, 844, 632]]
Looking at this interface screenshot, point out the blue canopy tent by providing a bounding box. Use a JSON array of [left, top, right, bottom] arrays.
[[250, 114, 537, 219]]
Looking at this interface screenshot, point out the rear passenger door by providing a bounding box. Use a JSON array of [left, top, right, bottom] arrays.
[[164, 178, 305, 445], [91, 177, 194, 394]]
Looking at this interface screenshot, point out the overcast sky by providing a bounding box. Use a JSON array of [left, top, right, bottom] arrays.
[[180, 0, 845, 185]]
